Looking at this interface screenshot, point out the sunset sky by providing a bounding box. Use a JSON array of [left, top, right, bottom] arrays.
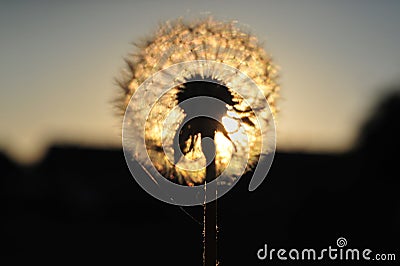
[[1, 0, 400, 163]]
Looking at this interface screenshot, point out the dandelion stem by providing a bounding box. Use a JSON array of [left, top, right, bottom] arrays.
[[204, 147, 217, 266]]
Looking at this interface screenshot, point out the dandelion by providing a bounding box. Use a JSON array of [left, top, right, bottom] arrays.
[[117, 17, 279, 186]]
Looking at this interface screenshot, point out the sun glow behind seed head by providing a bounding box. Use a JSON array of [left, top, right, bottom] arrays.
[[118, 18, 278, 186]]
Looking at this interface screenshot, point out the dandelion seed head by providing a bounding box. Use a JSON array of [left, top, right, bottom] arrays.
[[118, 17, 279, 186]]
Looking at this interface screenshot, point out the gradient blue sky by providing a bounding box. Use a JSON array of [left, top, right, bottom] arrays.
[[1, 0, 400, 163]]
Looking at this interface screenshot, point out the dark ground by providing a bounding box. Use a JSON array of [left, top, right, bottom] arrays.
[[1, 91, 399, 265]]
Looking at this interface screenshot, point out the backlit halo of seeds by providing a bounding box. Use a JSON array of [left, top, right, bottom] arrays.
[[118, 18, 278, 204]]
